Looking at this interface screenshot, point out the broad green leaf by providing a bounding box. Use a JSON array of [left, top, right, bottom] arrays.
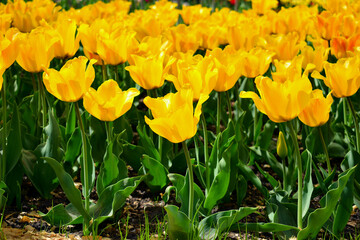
[[65, 103, 76, 141], [97, 142, 127, 195], [235, 222, 299, 233], [255, 162, 278, 188], [40, 203, 82, 226], [298, 166, 356, 240], [140, 155, 168, 191], [121, 143, 145, 172], [165, 205, 192, 240], [79, 135, 95, 199], [236, 175, 247, 205], [43, 157, 90, 221], [137, 124, 160, 161], [113, 117, 133, 144], [198, 207, 258, 240], [5, 103, 22, 174], [238, 160, 269, 198], [256, 120, 275, 150], [89, 117, 106, 163], [64, 128, 81, 170], [204, 148, 231, 213], [91, 176, 142, 221], [301, 150, 313, 219]]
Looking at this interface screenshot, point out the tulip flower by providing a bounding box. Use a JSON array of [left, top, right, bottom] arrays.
[[272, 56, 305, 83], [52, 17, 80, 59], [42, 56, 96, 102], [300, 45, 330, 72], [0, 28, 20, 69], [298, 90, 333, 127], [167, 55, 218, 101], [240, 75, 312, 123], [316, 11, 342, 40], [330, 35, 360, 59], [144, 88, 208, 143], [259, 32, 305, 61], [164, 24, 200, 53], [83, 80, 140, 122], [0, 14, 12, 34], [16, 26, 59, 73], [227, 20, 260, 51], [97, 28, 137, 66], [277, 131, 288, 160], [206, 46, 242, 92], [251, 0, 278, 15], [238, 47, 274, 79], [126, 52, 175, 90], [311, 55, 360, 98], [180, 5, 211, 25]]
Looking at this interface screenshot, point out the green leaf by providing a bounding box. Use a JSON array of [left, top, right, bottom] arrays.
[[237, 160, 269, 198], [91, 176, 142, 222], [235, 222, 299, 233], [301, 150, 313, 219], [121, 143, 144, 172], [165, 205, 192, 240], [255, 162, 278, 188], [43, 157, 90, 221], [80, 135, 95, 199], [89, 117, 106, 163], [97, 142, 127, 195], [198, 207, 258, 240], [65, 103, 76, 141], [204, 147, 231, 213], [40, 203, 82, 226], [297, 166, 356, 240], [64, 128, 81, 169], [140, 155, 168, 191], [5, 103, 22, 174], [137, 124, 160, 161], [255, 120, 275, 150]]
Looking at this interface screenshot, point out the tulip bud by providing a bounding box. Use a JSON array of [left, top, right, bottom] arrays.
[[277, 131, 288, 159]]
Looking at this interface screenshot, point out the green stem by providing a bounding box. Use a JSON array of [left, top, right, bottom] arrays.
[[226, 91, 232, 122], [114, 65, 119, 83], [287, 121, 303, 229], [254, 107, 258, 141], [74, 102, 90, 234], [105, 121, 113, 143], [201, 114, 210, 192], [216, 91, 221, 134], [347, 97, 360, 152], [282, 158, 287, 192], [31, 73, 37, 91], [318, 127, 331, 172], [1, 73, 7, 182], [343, 98, 347, 126], [38, 73, 47, 141], [182, 141, 194, 222], [101, 62, 107, 82]]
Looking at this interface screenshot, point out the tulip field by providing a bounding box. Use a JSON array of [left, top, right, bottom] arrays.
[[1, 0, 360, 239]]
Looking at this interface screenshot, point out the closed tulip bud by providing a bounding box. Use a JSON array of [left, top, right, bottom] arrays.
[[240, 75, 312, 123], [277, 131, 288, 159], [144, 88, 209, 143], [311, 54, 360, 98], [298, 90, 333, 127], [42, 56, 96, 102], [83, 80, 140, 122]]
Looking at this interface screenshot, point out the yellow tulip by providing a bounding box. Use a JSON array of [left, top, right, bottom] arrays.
[[311, 55, 360, 98], [164, 24, 200, 53], [52, 17, 80, 59], [239, 47, 274, 79], [206, 45, 242, 92], [330, 35, 360, 59], [97, 27, 136, 66], [251, 0, 278, 15], [180, 5, 211, 25], [259, 32, 305, 61], [272, 56, 305, 83], [42, 56, 96, 102], [167, 55, 218, 101], [300, 45, 329, 72], [0, 28, 20, 69], [16, 26, 59, 73], [316, 11, 342, 40], [227, 20, 259, 51], [240, 75, 312, 123], [144, 88, 208, 143], [126, 52, 175, 90], [298, 90, 333, 127], [0, 14, 12, 34], [83, 80, 140, 122]]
